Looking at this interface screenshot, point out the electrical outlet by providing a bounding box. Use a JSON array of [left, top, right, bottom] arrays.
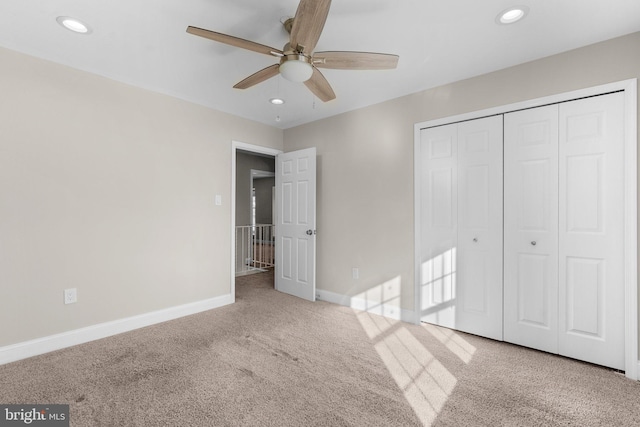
[[64, 288, 77, 305]]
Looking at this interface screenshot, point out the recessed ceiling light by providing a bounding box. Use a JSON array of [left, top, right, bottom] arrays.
[[56, 16, 92, 34], [496, 6, 529, 25], [269, 98, 285, 105]]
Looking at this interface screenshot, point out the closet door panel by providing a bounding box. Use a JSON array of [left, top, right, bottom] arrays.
[[419, 125, 458, 328], [558, 92, 625, 370], [504, 105, 559, 354], [457, 115, 503, 341]]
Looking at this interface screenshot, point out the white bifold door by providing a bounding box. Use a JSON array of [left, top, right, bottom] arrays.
[[420, 115, 504, 341], [504, 104, 560, 354], [504, 93, 625, 370]]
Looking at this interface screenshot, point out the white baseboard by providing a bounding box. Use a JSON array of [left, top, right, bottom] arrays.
[[317, 289, 416, 324], [0, 293, 234, 366]]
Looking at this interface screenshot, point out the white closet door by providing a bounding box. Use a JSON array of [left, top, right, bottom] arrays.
[[558, 92, 625, 370], [420, 116, 503, 341], [456, 116, 504, 340], [504, 105, 559, 353], [419, 124, 458, 329]]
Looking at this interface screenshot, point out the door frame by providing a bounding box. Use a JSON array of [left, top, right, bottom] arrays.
[[413, 78, 638, 379], [231, 141, 282, 299]]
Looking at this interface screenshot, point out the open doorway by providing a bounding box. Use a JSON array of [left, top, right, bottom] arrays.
[[250, 169, 276, 228], [231, 142, 281, 298]]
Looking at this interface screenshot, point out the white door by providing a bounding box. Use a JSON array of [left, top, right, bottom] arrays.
[[503, 93, 625, 370], [558, 93, 625, 370], [420, 116, 503, 341], [419, 124, 458, 329], [456, 116, 503, 340], [504, 105, 560, 354], [275, 147, 317, 301]]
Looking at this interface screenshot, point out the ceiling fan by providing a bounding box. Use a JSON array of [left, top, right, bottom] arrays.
[[186, 0, 399, 102]]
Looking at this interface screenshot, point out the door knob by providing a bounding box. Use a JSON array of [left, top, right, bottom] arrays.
[[531, 241, 537, 246], [306, 229, 315, 236], [473, 238, 478, 243]]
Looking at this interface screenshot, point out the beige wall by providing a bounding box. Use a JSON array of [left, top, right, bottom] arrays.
[[0, 47, 283, 347], [235, 151, 275, 227], [2, 30, 639, 352], [254, 177, 275, 225], [283, 32, 640, 325]]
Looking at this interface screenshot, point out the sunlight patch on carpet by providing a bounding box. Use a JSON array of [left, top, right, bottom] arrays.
[[421, 322, 476, 364], [356, 312, 457, 426], [356, 307, 401, 339]]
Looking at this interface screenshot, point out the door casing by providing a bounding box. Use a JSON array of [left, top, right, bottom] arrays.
[[231, 141, 282, 299]]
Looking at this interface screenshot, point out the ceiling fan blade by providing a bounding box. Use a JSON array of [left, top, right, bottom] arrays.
[[187, 26, 283, 57], [290, 0, 332, 54], [313, 51, 399, 70], [304, 68, 336, 102], [233, 64, 280, 89]]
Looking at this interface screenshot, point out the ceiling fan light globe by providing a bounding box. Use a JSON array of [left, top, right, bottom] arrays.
[[279, 58, 313, 82]]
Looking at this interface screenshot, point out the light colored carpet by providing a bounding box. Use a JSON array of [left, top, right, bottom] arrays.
[[1, 271, 639, 426]]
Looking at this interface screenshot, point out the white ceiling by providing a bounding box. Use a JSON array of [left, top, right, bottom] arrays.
[[2, 1, 640, 129]]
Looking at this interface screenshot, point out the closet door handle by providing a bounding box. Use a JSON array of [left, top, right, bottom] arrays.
[[531, 241, 537, 246]]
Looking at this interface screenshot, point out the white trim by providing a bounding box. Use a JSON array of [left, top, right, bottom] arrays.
[[0, 294, 233, 366], [413, 78, 638, 380], [250, 169, 276, 179], [233, 141, 283, 157], [413, 124, 423, 325], [317, 289, 416, 324], [414, 80, 635, 131], [623, 79, 638, 381], [231, 141, 282, 298]]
